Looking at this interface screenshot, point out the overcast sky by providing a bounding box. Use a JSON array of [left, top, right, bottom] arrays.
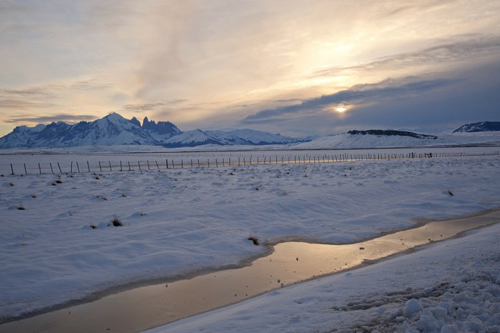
[[1, 0, 499, 137]]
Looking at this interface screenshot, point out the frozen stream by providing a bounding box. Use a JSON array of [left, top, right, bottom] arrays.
[[1, 209, 499, 333]]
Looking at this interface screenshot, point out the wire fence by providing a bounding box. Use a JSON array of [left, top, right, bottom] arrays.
[[3, 151, 499, 175]]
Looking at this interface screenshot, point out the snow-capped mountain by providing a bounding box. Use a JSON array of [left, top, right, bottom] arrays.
[[0, 113, 307, 149], [0, 113, 159, 148], [453, 121, 500, 133], [162, 128, 306, 148]]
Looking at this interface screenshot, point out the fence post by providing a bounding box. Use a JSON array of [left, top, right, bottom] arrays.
[[77, 162, 80, 173], [156, 161, 160, 170], [70, 161, 73, 173], [10, 163, 14, 175], [24, 163, 27, 175], [39, 163, 42, 174], [166, 159, 169, 169], [87, 161, 90, 172], [128, 161, 131, 171], [109, 161, 112, 171], [120, 161, 123, 172], [99, 161, 102, 172], [50, 163, 54, 174], [138, 161, 141, 171], [181, 160, 184, 168], [147, 161, 150, 170], [172, 159, 174, 169], [57, 163, 62, 173]]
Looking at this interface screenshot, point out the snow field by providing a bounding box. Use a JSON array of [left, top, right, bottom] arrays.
[[0, 154, 499, 322]]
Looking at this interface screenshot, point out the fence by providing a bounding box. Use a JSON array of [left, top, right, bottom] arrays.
[[3, 151, 499, 175]]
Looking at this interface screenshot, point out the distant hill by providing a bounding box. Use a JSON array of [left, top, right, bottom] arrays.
[[453, 121, 500, 133], [296, 129, 443, 149], [0, 113, 308, 149], [347, 130, 437, 140]]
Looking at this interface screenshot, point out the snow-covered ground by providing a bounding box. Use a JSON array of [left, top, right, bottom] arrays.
[[1, 148, 499, 330]]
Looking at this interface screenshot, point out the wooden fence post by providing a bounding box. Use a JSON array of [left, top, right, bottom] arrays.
[[87, 161, 91, 172], [98, 161, 102, 172], [39, 163, 42, 174], [138, 161, 141, 171], [24, 163, 27, 175], [77, 162, 80, 173], [10, 163, 14, 175], [147, 161, 150, 170], [128, 161, 131, 171], [109, 161, 112, 171], [57, 162, 62, 173]]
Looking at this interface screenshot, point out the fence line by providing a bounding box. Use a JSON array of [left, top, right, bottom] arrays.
[[3, 151, 499, 175]]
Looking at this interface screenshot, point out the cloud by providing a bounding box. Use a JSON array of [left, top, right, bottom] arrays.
[[0, 99, 56, 110], [310, 36, 500, 78], [122, 99, 188, 112], [5, 114, 96, 124], [243, 77, 459, 123]]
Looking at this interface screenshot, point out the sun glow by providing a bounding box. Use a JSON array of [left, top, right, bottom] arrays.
[[335, 106, 347, 113]]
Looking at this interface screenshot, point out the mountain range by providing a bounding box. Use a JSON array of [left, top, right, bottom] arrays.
[[0, 113, 308, 149], [0, 114, 498, 149]]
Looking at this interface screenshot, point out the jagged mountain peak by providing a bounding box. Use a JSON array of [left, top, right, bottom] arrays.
[[130, 117, 141, 127]]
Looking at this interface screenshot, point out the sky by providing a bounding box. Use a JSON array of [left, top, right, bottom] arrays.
[[1, 0, 500, 137]]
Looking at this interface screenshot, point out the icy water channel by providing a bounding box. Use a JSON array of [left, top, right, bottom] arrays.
[[1, 210, 499, 333]]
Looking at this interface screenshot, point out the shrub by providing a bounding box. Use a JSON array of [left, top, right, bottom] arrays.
[[111, 218, 123, 227], [248, 236, 259, 245]]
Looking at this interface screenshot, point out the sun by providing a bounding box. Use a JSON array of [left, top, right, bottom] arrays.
[[335, 106, 347, 113]]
